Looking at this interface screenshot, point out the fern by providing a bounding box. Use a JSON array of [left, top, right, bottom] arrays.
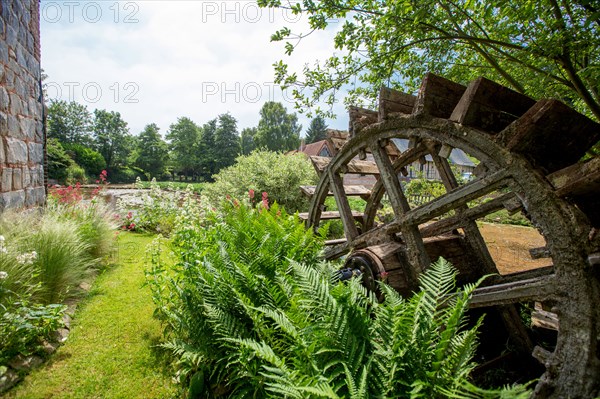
[[147, 200, 531, 398]]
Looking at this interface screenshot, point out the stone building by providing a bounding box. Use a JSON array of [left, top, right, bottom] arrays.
[[0, 0, 45, 210]]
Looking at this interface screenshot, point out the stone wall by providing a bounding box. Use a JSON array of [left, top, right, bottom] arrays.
[[0, 0, 45, 210]]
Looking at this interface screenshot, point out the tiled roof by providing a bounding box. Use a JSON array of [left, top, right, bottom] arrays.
[[301, 140, 332, 157]]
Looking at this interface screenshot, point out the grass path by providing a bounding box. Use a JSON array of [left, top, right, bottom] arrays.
[[5, 233, 178, 399]]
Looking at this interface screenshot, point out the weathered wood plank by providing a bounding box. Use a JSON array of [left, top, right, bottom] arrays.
[[322, 243, 351, 260], [549, 156, 600, 198], [449, 76, 535, 133], [300, 185, 372, 198], [404, 169, 510, 226], [469, 275, 556, 308], [413, 73, 467, 118], [324, 238, 347, 246], [370, 139, 430, 275], [349, 106, 378, 137], [297, 210, 364, 221], [379, 86, 416, 121], [532, 304, 559, 331], [329, 170, 360, 240], [309, 156, 380, 175], [497, 99, 600, 174], [419, 193, 514, 238]]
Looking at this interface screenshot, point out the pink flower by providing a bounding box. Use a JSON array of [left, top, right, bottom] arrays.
[[129, 223, 135, 229], [248, 189, 255, 199], [262, 192, 268, 200]]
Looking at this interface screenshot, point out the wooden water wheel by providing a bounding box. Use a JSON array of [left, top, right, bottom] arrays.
[[299, 74, 600, 398]]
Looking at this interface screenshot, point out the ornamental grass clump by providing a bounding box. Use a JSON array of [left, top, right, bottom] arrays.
[[147, 198, 529, 398], [0, 182, 117, 368]]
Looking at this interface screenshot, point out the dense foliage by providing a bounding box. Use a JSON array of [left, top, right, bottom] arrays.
[[260, 0, 600, 126], [0, 187, 117, 365], [147, 200, 529, 398], [46, 98, 313, 184], [202, 150, 318, 212]]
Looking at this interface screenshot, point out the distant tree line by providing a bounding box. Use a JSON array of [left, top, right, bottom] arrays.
[[46, 100, 328, 184]]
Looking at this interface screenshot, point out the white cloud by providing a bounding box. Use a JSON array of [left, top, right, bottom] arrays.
[[40, 0, 350, 136]]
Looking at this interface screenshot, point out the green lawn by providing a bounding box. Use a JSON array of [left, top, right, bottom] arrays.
[[6, 233, 179, 399]]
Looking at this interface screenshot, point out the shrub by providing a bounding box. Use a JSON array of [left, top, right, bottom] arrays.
[[108, 167, 146, 184], [202, 150, 317, 212], [64, 143, 107, 178]]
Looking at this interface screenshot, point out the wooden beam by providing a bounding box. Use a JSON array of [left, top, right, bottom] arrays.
[[370, 139, 430, 275], [449, 76, 535, 133], [309, 156, 380, 175], [403, 168, 510, 226], [297, 210, 364, 221], [419, 193, 514, 238], [300, 185, 371, 198], [329, 170, 360, 240], [413, 72, 466, 118], [548, 156, 600, 198], [379, 86, 416, 121], [497, 99, 600, 174], [469, 275, 556, 308], [349, 106, 378, 137]]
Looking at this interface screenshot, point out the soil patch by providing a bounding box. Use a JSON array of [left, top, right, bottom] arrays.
[[478, 223, 549, 274]]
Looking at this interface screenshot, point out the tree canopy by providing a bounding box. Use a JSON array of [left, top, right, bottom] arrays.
[[255, 101, 302, 151], [259, 0, 600, 121], [167, 117, 201, 179], [92, 109, 132, 172], [305, 116, 328, 144], [47, 100, 93, 145], [135, 123, 169, 179]]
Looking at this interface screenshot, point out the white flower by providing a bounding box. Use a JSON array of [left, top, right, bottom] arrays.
[[16, 251, 37, 265], [0, 271, 7, 279], [0, 235, 5, 242]]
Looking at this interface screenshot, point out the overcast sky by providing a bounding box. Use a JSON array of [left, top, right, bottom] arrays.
[[40, 0, 350, 137]]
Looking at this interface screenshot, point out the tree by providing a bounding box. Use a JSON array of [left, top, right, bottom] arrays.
[[214, 113, 241, 172], [260, 0, 600, 122], [166, 117, 201, 180], [305, 116, 328, 144], [240, 127, 257, 155], [47, 100, 93, 145], [92, 109, 132, 172], [198, 119, 217, 181], [254, 102, 302, 151], [135, 123, 169, 179]]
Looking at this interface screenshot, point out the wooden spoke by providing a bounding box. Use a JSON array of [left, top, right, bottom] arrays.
[[370, 139, 430, 274], [403, 168, 510, 226], [329, 170, 360, 241]]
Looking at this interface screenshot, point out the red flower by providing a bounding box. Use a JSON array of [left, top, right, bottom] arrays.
[[129, 223, 135, 229], [262, 192, 268, 200], [248, 189, 255, 199]]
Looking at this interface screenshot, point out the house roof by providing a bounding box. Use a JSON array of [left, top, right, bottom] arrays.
[[295, 140, 334, 157], [390, 139, 475, 167]]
